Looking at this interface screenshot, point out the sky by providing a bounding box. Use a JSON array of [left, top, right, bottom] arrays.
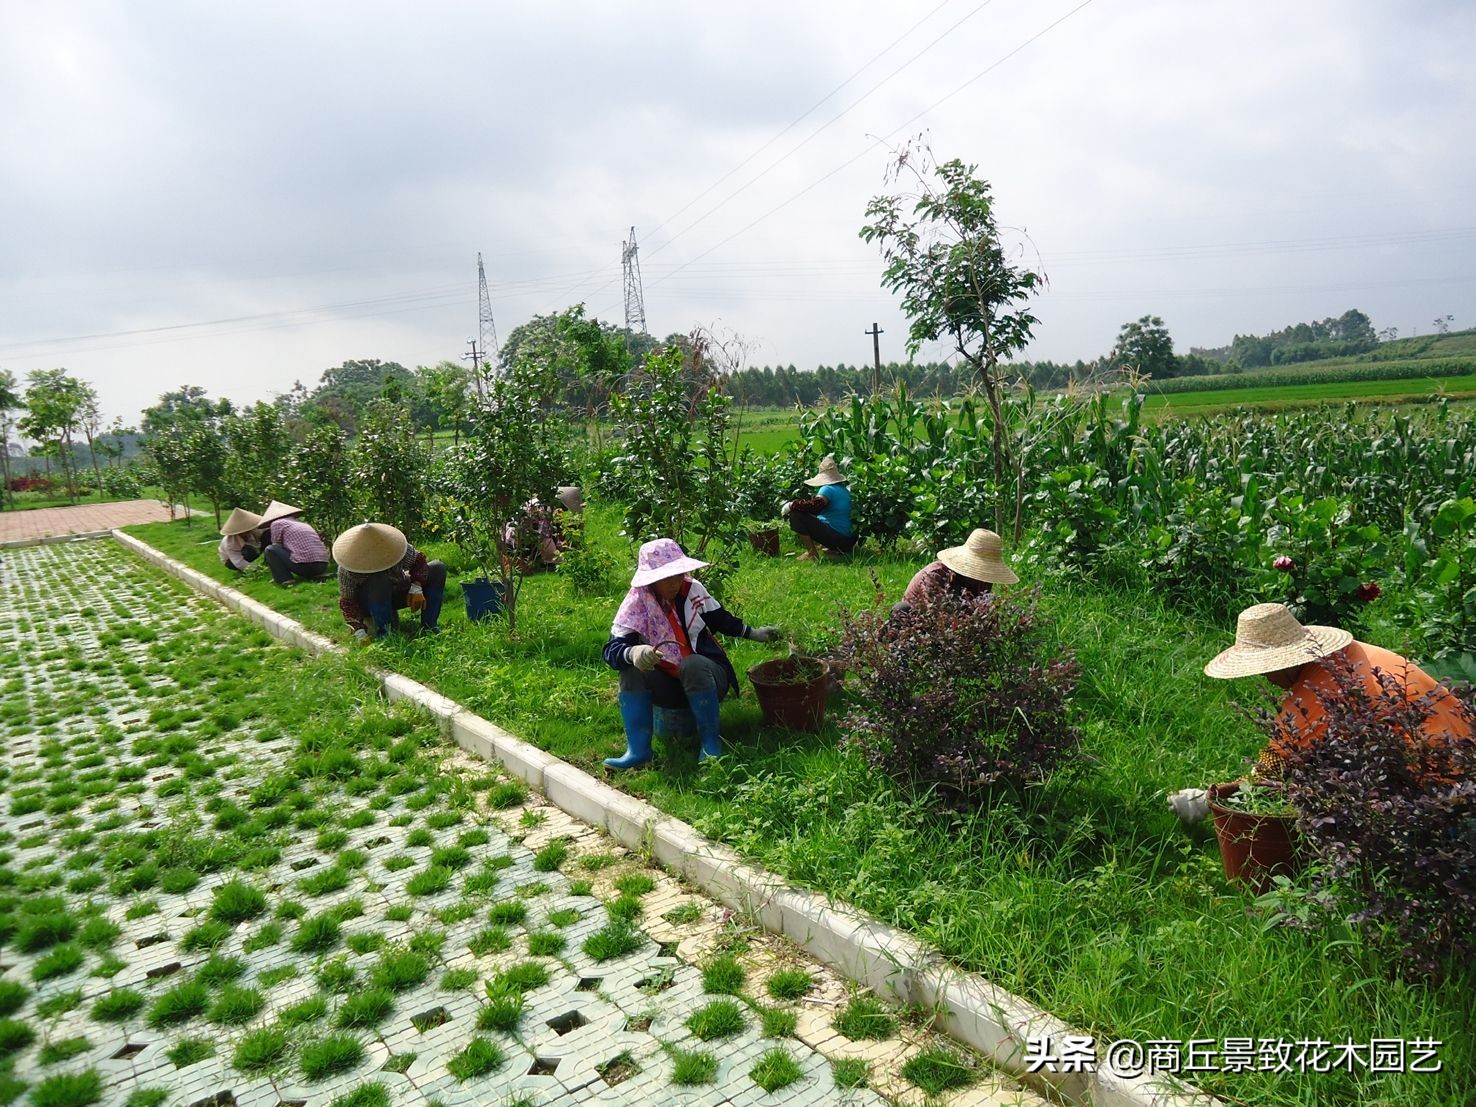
[[2, 0, 1473, 426]]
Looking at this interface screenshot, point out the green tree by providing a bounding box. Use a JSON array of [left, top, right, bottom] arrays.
[[1110, 315, 1178, 379], [0, 370, 22, 507], [309, 359, 416, 430], [76, 384, 105, 492], [148, 424, 194, 523], [182, 424, 233, 527], [19, 369, 90, 501], [351, 398, 428, 540], [223, 403, 291, 511], [860, 140, 1043, 538], [141, 385, 232, 437], [285, 421, 356, 545], [417, 361, 472, 447]]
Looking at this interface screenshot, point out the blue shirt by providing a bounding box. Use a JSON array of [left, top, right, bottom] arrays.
[[817, 483, 852, 536]]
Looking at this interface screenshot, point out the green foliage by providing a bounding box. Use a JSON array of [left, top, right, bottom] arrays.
[[669, 1047, 718, 1085], [685, 999, 746, 1041], [352, 398, 428, 539], [832, 996, 896, 1041], [26, 1069, 102, 1107], [447, 1037, 504, 1081], [299, 1034, 364, 1081], [901, 1048, 975, 1094], [232, 1025, 290, 1073], [1112, 315, 1178, 378], [765, 969, 812, 1001], [749, 1048, 803, 1093], [206, 985, 264, 1025], [700, 955, 746, 995], [832, 1057, 869, 1088], [165, 1037, 213, 1068], [90, 988, 146, 1022], [209, 879, 267, 924], [335, 988, 395, 1028], [147, 980, 210, 1028], [583, 917, 642, 962], [285, 420, 356, 543]]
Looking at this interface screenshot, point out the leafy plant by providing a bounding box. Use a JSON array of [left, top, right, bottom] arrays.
[[838, 590, 1080, 803]]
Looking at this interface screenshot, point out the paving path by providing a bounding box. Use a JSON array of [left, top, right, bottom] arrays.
[[0, 540, 1046, 1107], [0, 500, 188, 545]]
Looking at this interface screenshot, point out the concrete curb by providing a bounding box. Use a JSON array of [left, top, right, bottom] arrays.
[[1, 528, 115, 550], [110, 528, 1220, 1107]]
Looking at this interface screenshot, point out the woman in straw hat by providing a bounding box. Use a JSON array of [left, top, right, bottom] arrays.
[[601, 538, 781, 769], [260, 499, 329, 586], [1169, 602, 1472, 822], [333, 522, 447, 640], [895, 528, 1018, 614], [782, 455, 856, 560], [217, 507, 265, 573]]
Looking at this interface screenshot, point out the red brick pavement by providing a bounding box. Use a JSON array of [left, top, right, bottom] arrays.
[[0, 500, 191, 545]]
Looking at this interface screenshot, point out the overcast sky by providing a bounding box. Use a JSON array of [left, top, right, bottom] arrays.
[[2, 0, 1473, 425]]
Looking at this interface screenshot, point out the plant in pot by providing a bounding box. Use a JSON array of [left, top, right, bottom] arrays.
[[836, 589, 1080, 808], [744, 518, 783, 558], [747, 653, 830, 731], [1206, 778, 1302, 894]]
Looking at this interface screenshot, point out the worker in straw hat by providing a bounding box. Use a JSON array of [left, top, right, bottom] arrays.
[[782, 454, 856, 560], [1168, 602, 1473, 822], [333, 522, 447, 640], [601, 538, 781, 769], [894, 528, 1019, 614], [217, 507, 265, 573], [260, 499, 329, 586]]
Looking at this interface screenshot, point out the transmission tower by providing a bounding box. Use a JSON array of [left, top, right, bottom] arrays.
[[475, 252, 499, 392], [621, 226, 648, 335]]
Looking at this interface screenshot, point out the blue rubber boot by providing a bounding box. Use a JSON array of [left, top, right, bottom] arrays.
[[604, 691, 655, 770], [688, 689, 724, 762], [419, 586, 444, 634], [366, 597, 396, 639]]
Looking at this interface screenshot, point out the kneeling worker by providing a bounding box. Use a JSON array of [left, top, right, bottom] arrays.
[[218, 507, 264, 573], [333, 522, 447, 640]]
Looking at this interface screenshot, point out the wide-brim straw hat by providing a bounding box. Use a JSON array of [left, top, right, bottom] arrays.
[[332, 523, 408, 574], [630, 538, 708, 588], [804, 455, 848, 487], [938, 528, 1019, 585], [220, 507, 263, 537], [1204, 602, 1353, 679], [260, 500, 304, 524]]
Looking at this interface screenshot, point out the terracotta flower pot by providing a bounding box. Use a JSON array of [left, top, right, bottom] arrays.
[[747, 656, 829, 732], [1207, 781, 1303, 894], [748, 528, 780, 557]]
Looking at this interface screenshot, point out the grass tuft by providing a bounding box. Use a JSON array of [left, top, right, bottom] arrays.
[[670, 1047, 718, 1085], [749, 1048, 803, 1093], [299, 1033, 365, 1081], [447, 1037, 504, 1082], [901, 1048, 975, 1094], [685, 999, 746, 1041]]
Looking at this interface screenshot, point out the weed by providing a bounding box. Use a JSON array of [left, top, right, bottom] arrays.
[[383, 854, 415, 872], [316, 958, 357, 993], [526, 931, 566, 956], [607, 895, 642, 922], [336, 988, 396, 1028], [299, 1033, 364, 1081], [447, 1037, 504, 1081], [75, 917, 119, 950], [405, 866, 453, 896], [232, 1025, 290, 1073], [441, 968, 478, 991], [91, 988, 147, 1022], [686, 999, 746, 1041], [280, 995, 329, 1028], [209, 878, 267, 923], [193, 953, 247, 986], [370, 949, 431, 992], [124, 1089, 168, 1107], [290, 912, 341, 954], [207, 984, 264, 1025], [242, 921, 282, 952], [765, 968, 813, 1001], [760, 1006, 798, 1038], [750, 1048, 803, 1093], [147, 980, 210, 1028], [494, 961, 550, 993], [404, 828, 434, 848], [157, 867, 200, 894], [476, 990, 524, 1032], [382, 1052, 416, 1074], [15, 912, 76, 952], [35, 989, 82, 1019], [583, 918, 642, 962], [901, 1048, 975, 1094], [468, 926, 511, 957], [568, 878, 594, 897], [701, 955, 746, 995], [486, 781, 526, 809], [430, 846, 471, 870], [832, 995, 896, 1041], [832, 1057, 869, 1088], [27, 1069, 103, 1107], [166, 1037, 214, 1068], [518, 809, 546, 829], [31, 943, 84, 981], [384, 904, 414, 923], [614, 872, 656, 897], [38, 1035, 92, 1064], [124, 899, 158, 921], [258, 965, 298, 988], [299, 864, 351, 896], [532, 840, 568, 871], [488, 901, 527, 926], [662, 902, 704, 925], [457, 828, 490, 848], [347, 931, 386, 955]]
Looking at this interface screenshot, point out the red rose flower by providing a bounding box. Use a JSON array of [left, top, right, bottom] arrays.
[[1273, 555, 1295, 572]]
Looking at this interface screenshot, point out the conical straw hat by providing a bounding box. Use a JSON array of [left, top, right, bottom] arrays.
[[260, 499, 304, 524], [937, 528, 1019, 585], [220, 507, 263, 537], [803, 455, 848, 487], [1204, 602, 1353, 679], [332, 523, 408, 574]]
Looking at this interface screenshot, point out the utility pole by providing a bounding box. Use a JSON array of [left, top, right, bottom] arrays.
[[462, 339, 483, 401], [622, 226, 648, 337], [865, 323, 884, 395]]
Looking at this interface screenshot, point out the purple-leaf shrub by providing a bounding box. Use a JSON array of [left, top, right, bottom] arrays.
[[836, 589, 1081, 806], [1276, 655, 1476, 978]]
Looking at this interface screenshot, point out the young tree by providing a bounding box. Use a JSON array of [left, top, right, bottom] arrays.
[[141, 385, 232, 437], [148, 424, 193, 523], [223, 403, 291, 511], [861, 140, 1043, 538], [0, 370, 22, 507], [182, 424, 232, 528], [1110, 315, 1177, 378], [19, 369, 89, 501], [351, 398, 428, 540], [77, 384, 106, 492], [285, 419, 356, 544]]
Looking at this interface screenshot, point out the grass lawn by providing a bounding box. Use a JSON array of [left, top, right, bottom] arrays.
[[124, 506, 1475, 1107], [2, 486, 167, 512]]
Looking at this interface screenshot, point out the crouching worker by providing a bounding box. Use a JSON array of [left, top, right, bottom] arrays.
[[894, 528, 1018, 615], [260, 500, 329, 585], [783, 455, 856, 560], [333, 522, 447, 641], [218, 507, 264, 573], [1168, 602, 1474, 822], [602, 538, 779, 769]]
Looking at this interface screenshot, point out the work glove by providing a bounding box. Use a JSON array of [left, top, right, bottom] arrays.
[[780, 501, 793, 518], [746, 626, 781, 643], [1167, 787, 1210, 825], [407, 584, 426, 611], [353, 628, 370, 644], [628, 644, 660, 671]]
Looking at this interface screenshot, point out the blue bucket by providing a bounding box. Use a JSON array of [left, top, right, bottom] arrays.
[[653, 706, 696, 740], [462, 578, 506, 622]]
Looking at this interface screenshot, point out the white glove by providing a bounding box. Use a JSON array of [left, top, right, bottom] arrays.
[[1168, 788, 1210, 825], [628, 644, 659, 671], [354, 628, 370, 643], [746, 626, 780, 643], [409, 584, 424, 596], [780, 501, 793, 518]]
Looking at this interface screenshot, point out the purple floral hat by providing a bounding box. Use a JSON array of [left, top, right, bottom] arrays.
[[630, 538, 709, 588]]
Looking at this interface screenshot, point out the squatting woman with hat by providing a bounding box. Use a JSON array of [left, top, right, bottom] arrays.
[[333, 522, 447, 640], [782, 455, 856, 560], [260, 500, 329, 585], [217, 507, 265, 573], [601, 538, 780, 769], [896, 528, 1018, 613]]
